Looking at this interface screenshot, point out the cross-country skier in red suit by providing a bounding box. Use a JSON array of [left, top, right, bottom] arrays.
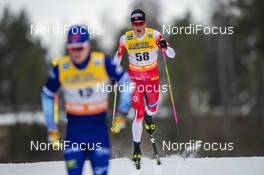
[[113, 9, 176, 164]]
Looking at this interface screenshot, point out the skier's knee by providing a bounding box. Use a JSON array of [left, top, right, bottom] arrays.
[[145, 106, 157, 116], [145, 100, 158, 116]]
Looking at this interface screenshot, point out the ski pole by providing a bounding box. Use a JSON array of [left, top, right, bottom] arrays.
[[162, 51, 179, 124], [54, 94, 59, 125], [111, 83, 118, 131], [52, 59, 60, 126]]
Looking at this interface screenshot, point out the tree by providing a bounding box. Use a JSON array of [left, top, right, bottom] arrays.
[[0, 7, 47, 111], [234, 0, 264, 124], [166, 13, 207, 116]]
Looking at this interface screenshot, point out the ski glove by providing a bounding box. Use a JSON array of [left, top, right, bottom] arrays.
[[158, 38, 168, 50], [48, 130, 61, 149]]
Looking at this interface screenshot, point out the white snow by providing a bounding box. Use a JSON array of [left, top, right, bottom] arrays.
[[0, 156, 263, 175]]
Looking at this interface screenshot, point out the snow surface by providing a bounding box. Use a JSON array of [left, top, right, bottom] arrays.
[[0, 156, 263, 175]]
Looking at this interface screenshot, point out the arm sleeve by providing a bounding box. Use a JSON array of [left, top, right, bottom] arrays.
[[42, 66, 60, 97], [41, 93, 57, 131], [41, 66, 60, 131], [113, 35, 126, 66], [105, 56, 129, 84], [154, 30, 176, 58]]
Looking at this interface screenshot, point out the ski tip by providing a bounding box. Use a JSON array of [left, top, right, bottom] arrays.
[[134, 161, 140, 170], [136, 164, 140, 169], [132, 158, 141, 170], [155, 155, 161, 165]]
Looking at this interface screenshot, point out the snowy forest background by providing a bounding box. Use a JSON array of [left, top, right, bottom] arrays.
[[0, 0, 263, 162]]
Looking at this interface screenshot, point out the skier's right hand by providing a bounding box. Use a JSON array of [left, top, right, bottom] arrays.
[[48, 130, 61, 149]]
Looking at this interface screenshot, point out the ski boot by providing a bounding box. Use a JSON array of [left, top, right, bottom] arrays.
[[132, 142, 142, 169], [144, 113, 155, 134]]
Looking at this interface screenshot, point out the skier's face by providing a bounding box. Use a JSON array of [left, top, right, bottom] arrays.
[[67, 44, 90, 64], [132, 21, 146, 37]]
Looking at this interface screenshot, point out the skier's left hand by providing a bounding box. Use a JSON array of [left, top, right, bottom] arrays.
[[158, 38, 167, 50], [48, 130, 61, 149], [111, 115, 127, 135]]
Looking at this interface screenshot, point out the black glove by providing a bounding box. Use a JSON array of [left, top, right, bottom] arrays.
[[158, 38, 167, 50]]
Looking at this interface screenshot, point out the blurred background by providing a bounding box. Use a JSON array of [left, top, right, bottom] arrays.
[[0, 0, 263, 162]]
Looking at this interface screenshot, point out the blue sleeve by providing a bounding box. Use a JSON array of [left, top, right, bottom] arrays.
[[41, 66, 60, 132], [105, 56, 125, 82], [41, 93, 57, 131], [42, 66, 60, 96]]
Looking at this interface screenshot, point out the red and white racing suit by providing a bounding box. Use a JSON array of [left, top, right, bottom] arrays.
[[114, 28, 175, 142]]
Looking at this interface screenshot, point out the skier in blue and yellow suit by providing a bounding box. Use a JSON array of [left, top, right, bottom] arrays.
[[41, 25, 128, 175]]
